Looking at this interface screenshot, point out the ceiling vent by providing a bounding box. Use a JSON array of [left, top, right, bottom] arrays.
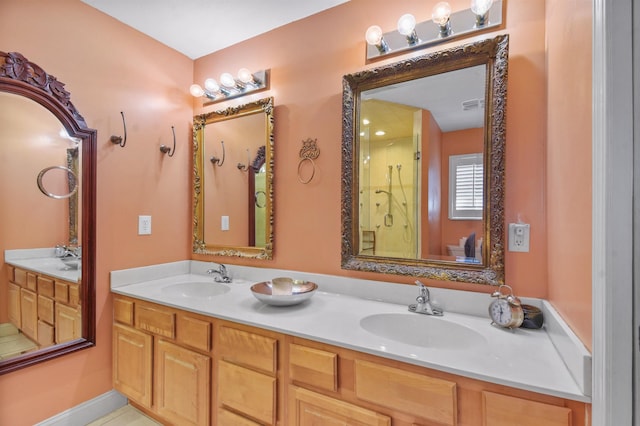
[[462, 99, 485, 111]]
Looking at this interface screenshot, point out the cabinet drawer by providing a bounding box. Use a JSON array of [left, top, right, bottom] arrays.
[[219, 325, 276, 374], [289, 343, 338, 392], [354, 359, 457, 426], [6, 265, 14, 282], [54, 281, 69, 304], [37, 320, 54, 346], [482, 391, 572, 426], [176, 314, 211, 352], [218, 360, 276, 425], [217, 408, 262, 426], [135, 303, 175, 338], [114, 297, 135, 325], [37, 295, 55, 324], [26, 272, 37, 291], [13, 268, 26, 286], [37, 276, 54, 298]]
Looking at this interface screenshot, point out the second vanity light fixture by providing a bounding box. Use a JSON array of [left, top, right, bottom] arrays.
[[190, 68, 270, 105], [365, 0, 502, 60]]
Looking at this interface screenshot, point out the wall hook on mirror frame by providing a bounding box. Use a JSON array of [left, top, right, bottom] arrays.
[[237, 148, 250, 171], [297, 137, 320, 184], [159, 126, 176, 157], [210, 140, 225, 166], [110, 111, 127, 147]]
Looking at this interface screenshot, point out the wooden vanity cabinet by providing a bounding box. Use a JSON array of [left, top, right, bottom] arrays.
[[286, 337, 590, 426], [112, 295, 590, 426], [112, 295, 212, 426], [5, 266, 81, 347]]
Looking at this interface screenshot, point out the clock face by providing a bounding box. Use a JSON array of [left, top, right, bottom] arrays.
[[489, 298, 513, 327]]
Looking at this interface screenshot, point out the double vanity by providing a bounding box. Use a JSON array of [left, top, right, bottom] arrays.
[[111, 260, 591, 426]]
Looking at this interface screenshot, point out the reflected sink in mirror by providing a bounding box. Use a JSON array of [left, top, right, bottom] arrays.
[[161, 282, 230, 299], [59, 257, 81, 270], [359, 313, 486, 350]]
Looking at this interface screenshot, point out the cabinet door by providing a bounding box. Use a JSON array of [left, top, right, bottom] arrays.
[[20, 288, 37, 341], [482, 391, 572, 426], [155, 339, 210, 426], [55, 303, 81, 343], [289, 386, 391, 426], [113, 323, 153, 407], [7, 282, 21, 328]]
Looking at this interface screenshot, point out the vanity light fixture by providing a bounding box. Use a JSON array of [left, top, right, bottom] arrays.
[[364, 0, 502, 61], [365, 25, 389, 54], [190, 68, 270, 105], [470, 0, 494, 27], [432, 2, 452, 37], [397, 14, 419, 46]]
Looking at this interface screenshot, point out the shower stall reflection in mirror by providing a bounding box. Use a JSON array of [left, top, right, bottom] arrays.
[[358, 108, 420, 259]]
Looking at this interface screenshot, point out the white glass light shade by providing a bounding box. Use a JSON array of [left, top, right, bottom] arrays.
[[470, 0, 493, 15], [220, 72, 236, 88], [237, 68, 254, 84], [204, 78, 219, 92], [432, 2, 452, 26], [365, 25, 383, 45], [190, 84, 205, 97], [397, 14, 416, 36]]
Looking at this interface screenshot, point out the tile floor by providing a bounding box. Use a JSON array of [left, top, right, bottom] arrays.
[[87, 405, 162, 426]]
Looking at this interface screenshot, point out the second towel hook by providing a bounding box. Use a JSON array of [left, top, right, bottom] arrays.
[[211, 141, 225, 166], [159, 126, 176, 157], [110, 111, 127, 147], [237, 149, 250, 171]]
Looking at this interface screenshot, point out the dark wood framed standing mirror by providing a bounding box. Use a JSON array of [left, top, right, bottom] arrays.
[[193, 97, 274, 259], [341, 35, 508, 285], [0, 52, 96, 374]]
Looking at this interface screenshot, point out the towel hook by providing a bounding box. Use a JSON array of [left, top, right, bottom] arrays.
[[160, 126, 176, 157], [110, 111, 127, 147], [210, 141, 225, 166], [237, 149, 250, 171]]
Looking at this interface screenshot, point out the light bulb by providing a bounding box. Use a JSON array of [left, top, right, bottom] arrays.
[[397, 14, 416, 36], [204, 78, 219, 92], [470, 0, 493, 16], [190, 84, 204, 97], [365, 25, 383, 45], [431, 2, 452, 26], [237, 68, 254, 84], [220, 72, 236, 88]]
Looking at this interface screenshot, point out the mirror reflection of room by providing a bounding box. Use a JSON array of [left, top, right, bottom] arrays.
[[358, 65, 485, 262]]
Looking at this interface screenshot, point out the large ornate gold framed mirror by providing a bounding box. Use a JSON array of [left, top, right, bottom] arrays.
[[193, 97, 274, 259], [0, 51, 96, 374], [341, 35, 508, 285]]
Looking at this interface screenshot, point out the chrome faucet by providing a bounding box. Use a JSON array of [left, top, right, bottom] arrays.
[[408, 280, 443, 316], [55, 244, 81, 258], [206, 263, 232, 283]]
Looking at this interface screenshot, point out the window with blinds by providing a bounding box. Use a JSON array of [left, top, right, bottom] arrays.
[[449, 153, 483, 220]]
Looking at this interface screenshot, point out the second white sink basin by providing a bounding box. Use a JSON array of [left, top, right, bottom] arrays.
[[161, 282, 230, 299], [359, 313, 487, 350]]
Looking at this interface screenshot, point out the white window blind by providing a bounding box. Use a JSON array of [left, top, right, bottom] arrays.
[[449, 153, 483, 220]]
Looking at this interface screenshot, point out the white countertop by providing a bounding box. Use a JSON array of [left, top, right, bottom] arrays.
[[111, 261, 591, 403], [5, 248, 80, 282]]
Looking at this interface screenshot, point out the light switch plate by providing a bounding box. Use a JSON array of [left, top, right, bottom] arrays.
[[138, 215, 152, 235], [221, 215, 229, 231], [508, 223, 530, 252]]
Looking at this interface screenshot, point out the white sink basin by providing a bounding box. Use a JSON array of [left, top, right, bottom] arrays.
[[161, 281, 230, 299], [359, 313, 486, 350]]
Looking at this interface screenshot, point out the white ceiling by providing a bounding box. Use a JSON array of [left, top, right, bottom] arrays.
[[81, 0, 350, 59]]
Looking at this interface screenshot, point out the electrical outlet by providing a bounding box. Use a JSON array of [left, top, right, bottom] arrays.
[[138, 215, 152, 235], [508, 223, 530, 252]]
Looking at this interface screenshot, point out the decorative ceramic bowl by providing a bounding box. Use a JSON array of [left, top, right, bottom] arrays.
[[250, 278, 318, 306]]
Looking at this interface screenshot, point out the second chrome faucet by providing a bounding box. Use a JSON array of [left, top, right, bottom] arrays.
[[408, 280, 443, 316], [206, 263, 232, 283]]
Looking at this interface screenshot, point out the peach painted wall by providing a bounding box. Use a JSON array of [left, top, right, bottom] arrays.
[[193, 0, 550, 297], [440, 127, 485, 254], [545, 0, 593, 349], [0, 0, 193, 424]]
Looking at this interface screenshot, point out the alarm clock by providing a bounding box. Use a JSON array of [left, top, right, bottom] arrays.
[[488, 284, 524, 329]]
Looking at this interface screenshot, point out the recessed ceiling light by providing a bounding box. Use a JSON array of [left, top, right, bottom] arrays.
[[375, 130, 386, 136], [363, 119, 370, 125]]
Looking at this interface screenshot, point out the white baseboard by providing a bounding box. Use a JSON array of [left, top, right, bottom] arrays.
[[36, 390, 127, 426]]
